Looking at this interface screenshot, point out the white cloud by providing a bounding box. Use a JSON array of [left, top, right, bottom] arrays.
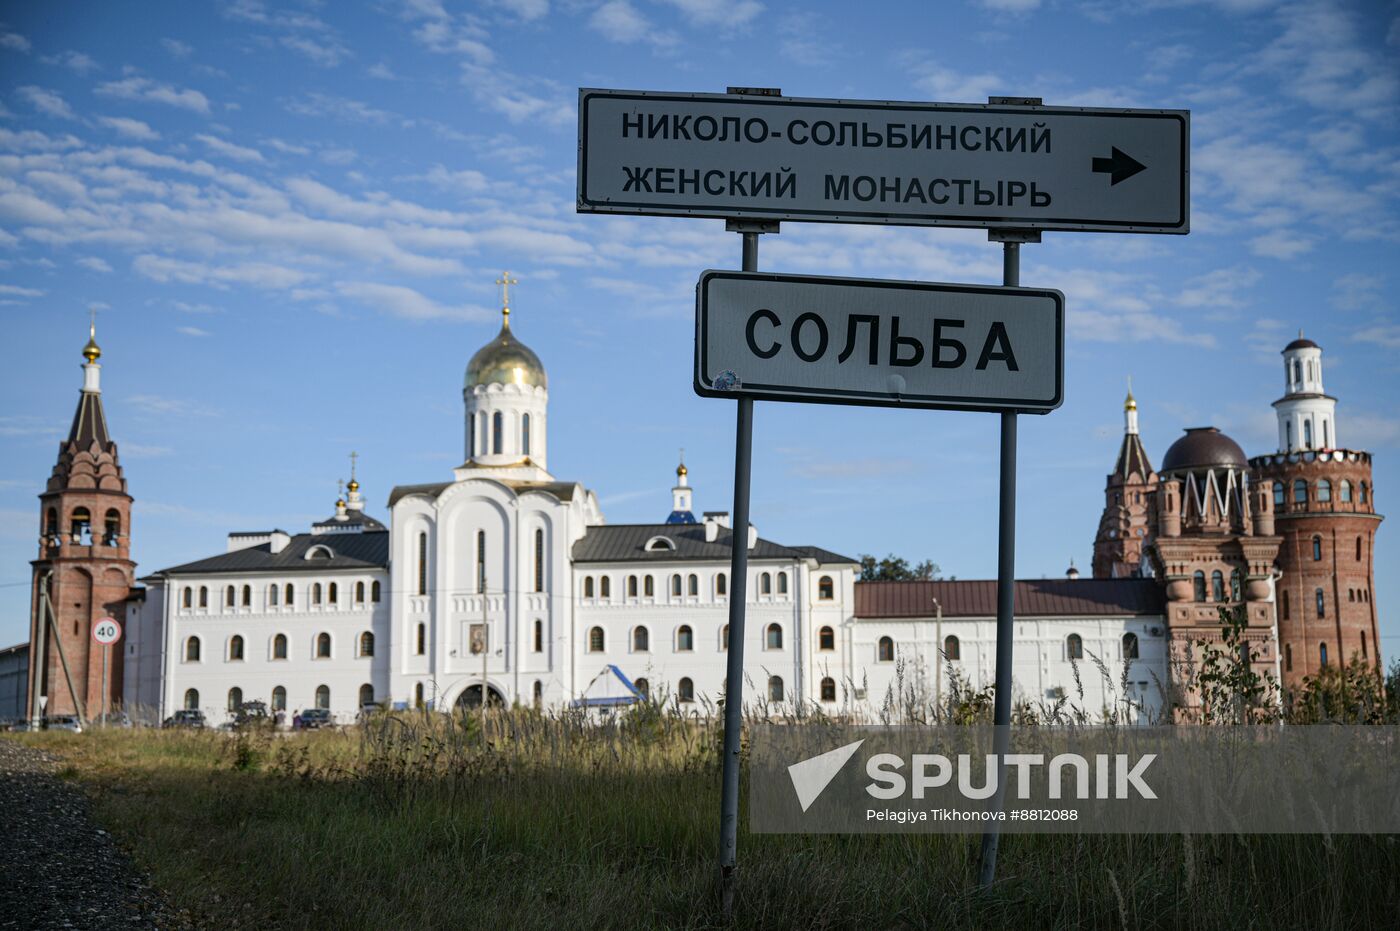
[[195, 133, 265, 163], [279, 35, 350, 67], [284, 92, 392, 124], [1249, 231, 1314, 260], [1250, 1, 1399, 121], [1350, 322, 1400, 349], [337, 282, 493, 321], [43, 50, 99, 73], [176, 326, 210, 337], [18, 86, 76, 120], [367, 62, 396, 80], [977, 0, 1040, 11], [659, 0, 764, 28], [489, 0, 549, 21], [590, 2, 663, 45], [912, 66, 1005, 102], [419, 165, 491, 194], [0, 284, 44, 297], [133, 254, 311, 289], [0, 31, 29, 52], [1332, 273, 1383, 312], [78, 257, 113, 273], [97, 116, 160, 140], [1176, 266, 1262, 308], [95, 76, 211, 113], [162, 37, 194, 58]]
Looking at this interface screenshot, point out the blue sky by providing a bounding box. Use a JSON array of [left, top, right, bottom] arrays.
[[1, 0, 1398, 663]]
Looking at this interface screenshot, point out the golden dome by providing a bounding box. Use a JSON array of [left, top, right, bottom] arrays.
[[465, 311, 547, 390], [82, 326, 101, 363], [676, 462, 688, 477], [1124, 390, 1137, 412], [347, 479, 360, 492]]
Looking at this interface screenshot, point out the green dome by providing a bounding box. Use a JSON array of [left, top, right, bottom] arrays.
[[465, 315, 547, 390]]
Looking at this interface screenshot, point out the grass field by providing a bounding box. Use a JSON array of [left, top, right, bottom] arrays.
[[10, 707, 1399, 930]]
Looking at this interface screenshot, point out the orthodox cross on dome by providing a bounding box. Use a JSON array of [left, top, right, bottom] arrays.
[[496, 271, 519, 320], [83, 306, 102, 363], [348, 450, 359, 482]]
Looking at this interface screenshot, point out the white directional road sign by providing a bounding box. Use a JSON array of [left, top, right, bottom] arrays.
[[93, 616, 121, 645], [694, 271, 1064, 413], [579, 89, 1188, 233]]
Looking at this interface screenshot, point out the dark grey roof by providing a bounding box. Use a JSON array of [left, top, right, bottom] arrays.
[[572, 524, 850, 564], [1284, 337, 1319, 352], [386, 478, 582, 508], [1160, 427, 1248, 473], [311, 510, 387, 532], [1113, 432, 1154, 480], [156, 531, 388, 575], [67, 389, 109, 448], [856, 579, 1164, 619], [387, 481, 452, 507], [790, 544, 861, 565]]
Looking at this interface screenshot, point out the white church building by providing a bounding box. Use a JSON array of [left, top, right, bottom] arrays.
[[122, 289, 1172, 725]]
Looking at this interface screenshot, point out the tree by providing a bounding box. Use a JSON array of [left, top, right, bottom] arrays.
[[858, 553, 941, 582]]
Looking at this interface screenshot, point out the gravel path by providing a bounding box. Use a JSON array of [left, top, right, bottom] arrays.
[[0, 738, 192, 930]]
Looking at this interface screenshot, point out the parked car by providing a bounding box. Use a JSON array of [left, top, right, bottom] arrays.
[[233, 700, 270, 730], [92, 711, 132, 728], [8, 719, 32, 733], [295, 708, 333, 730], [43, 715, 83, 733], [163, 709, 207, 729]]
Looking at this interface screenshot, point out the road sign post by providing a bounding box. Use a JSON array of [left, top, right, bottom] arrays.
[[93, 616, 121, 724], [579, 89, 1188, 233]]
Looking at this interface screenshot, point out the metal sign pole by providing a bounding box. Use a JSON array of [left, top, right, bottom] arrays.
[[978, 230, 1034, 887], [101, 642, 108, 724]]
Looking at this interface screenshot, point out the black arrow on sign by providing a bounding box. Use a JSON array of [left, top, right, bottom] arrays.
[[1091, 147, 1147, 185]]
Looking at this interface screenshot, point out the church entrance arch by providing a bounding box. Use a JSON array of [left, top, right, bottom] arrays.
[[454, 684, 506, 709]]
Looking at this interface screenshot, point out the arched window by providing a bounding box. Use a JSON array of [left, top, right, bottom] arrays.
[[417, 532, 428, 596], [632, 626, 649, 652], [199, 586, 208, 608], [688, 574, 698, 597], [533, 680, 543, 706], [241, 585, 251, 607], [492, 411, 503, 455], [1361, 631, 1368, 659], [1312, 536, 1322, 561], [634, 677, 650, 700], [671, 574, 682, 597], [359, 631, 374, 657], [371, 580, 381, 602], [944, 635, 961, 661], [820, 677, 836, 703], [600, 576, 611, 598], [1317, 479, 1331, 503], [1285, 420, 1293, 450], [69, 506, 91, 543], [355, 581, 365, 604], [676, 625, 694, 652], [415, 622, 426, 655], [272, 686, 286, 711], [521, 413, 531, 456], [1273, 482, 1284, 506], [765, 623, 783, 650], [1123, 632, 1139, 660], [1285, 643, 1292, 672], [315, 685, 330, 710], [1349, 589, 1355, 603], [777, 572, 788, 595], [768, 676, 784, 702], [715, 573, 726, 597], [1303, 419, 1313, 449], [533, 619, 543, 653], [1193, 571, 1207, 602], [1292, 360, 1301, 384], [225, 585, 236, 607], [626, 575, 637, 598], [678, 677, 694, 703], [268, 583, 279, 607], [1315, 588, 1325, 618], [534, 529, 545, 593], [103, 509, 121, 545], [312, 583, 323, 605], [228, 687, 242, 711], [185, 636, 201, 662], [285, 583, 294, 605], [229, 635, 244, 661], [588, 626, 604, 652], [584, 576, 594, 598], [1211, 570, 1225, 602], [818, 576, 834, 600], [1340, 480, 1352, 503], [720, 624, 729, 651], [182, 586, 193, 609], [359, 683, 374, 708], [476, 412, 485, 459], [1230, 569, 1242, 602], [1360, 482, 1369, 504], [644, 575, 655, 597], [819, 626, 835, 651], [44, 506, 57, 541], [184, 688, 199, 710], [414, 682, 425, 709], [273, 633, 287, 659], [1293, 479, 1307, 504], [475, 531, 487, 590], [878, 636, 894, 662], [1318, 642, 1328, 668], [1281, 590, 1289, 620], [760, 572, 772, 595], [1356, 536, 1363, 561], [1067, 634, 1084, 660], [316, 632, 332, 658], [328, 582, 338, 605]]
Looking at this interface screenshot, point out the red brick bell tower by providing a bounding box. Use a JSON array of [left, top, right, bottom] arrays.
[[26, 323, 135, 721]]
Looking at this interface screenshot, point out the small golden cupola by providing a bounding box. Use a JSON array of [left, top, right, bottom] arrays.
[[465, 271, 547, 390]]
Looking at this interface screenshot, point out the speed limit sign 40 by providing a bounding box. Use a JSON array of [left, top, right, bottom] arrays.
[[93, 617, 122, 645]]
